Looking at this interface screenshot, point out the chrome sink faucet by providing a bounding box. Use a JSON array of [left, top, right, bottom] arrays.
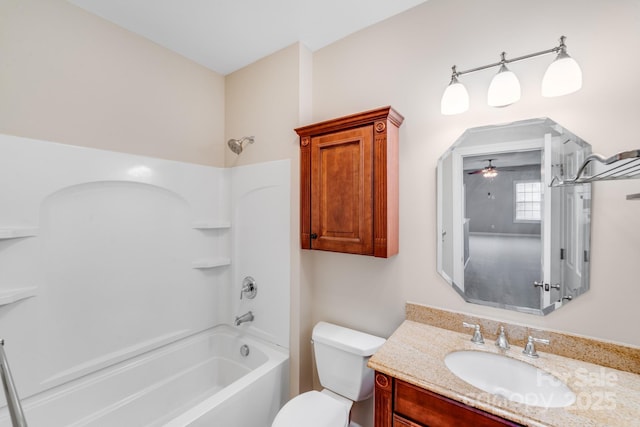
[[462, 322, 484, 345], [495, 326, 510, 350], [235, 311, 254, 326], [522, 335, 550, 358]]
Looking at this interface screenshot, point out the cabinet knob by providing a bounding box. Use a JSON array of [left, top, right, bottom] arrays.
[[310, 233, 318, 239]]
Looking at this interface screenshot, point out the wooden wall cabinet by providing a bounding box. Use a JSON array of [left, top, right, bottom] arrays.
[[295, 106, 404, 257], [374, 372, 524, 427]]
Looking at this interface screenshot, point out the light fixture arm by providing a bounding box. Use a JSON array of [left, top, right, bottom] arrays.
[[449, 36, 567, 79]]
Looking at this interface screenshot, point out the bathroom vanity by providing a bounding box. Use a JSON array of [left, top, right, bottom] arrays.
[[368, 303, 640, 427], [374, 372, 521, 426]]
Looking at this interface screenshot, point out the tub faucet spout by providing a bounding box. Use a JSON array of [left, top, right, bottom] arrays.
[[235, 311, 254, 326]]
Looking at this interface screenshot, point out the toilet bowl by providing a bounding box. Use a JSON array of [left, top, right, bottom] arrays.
[[272, 390, 351, 427], [271, 322, 385, 427]]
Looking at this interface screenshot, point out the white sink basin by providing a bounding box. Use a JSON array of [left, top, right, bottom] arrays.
[[444, 350, 576, 408]]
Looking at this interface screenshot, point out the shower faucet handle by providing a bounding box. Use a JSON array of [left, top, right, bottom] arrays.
[[240, 276, 257, 300], [462, 322, 484, 344]]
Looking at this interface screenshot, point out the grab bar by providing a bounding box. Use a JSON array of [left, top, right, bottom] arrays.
[[0, 339, 28, 427]]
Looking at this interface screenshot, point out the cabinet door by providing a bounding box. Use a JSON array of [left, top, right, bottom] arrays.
[[395, 380, 522, 427], [311, 126, 373, 254]]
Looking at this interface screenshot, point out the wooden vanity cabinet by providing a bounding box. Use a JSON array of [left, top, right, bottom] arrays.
[[374, 372, 524, 427], [295, 106, 404, 257]]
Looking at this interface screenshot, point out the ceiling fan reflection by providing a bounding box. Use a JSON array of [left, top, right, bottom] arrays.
[[467, 159, 515, 178]]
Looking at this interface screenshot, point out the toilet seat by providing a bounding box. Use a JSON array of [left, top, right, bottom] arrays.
[[271, 390, 350, 427]]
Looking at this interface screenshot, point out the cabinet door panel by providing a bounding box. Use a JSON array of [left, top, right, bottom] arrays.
[[395, 380, 522, 427], [311, 126, 373, 254]]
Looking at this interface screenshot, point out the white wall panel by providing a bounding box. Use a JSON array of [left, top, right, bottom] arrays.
[[231, 160, 291, 349], [0, 134, 231, 399]]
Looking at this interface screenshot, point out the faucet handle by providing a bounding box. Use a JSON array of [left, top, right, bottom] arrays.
[[462, 322, 484, 345], [522, 335, 550, 358], [240, 276, 257, 300], [495, 326, 510, 350]]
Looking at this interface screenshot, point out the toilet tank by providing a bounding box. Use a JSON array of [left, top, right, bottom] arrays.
[[312, 322, 386, 402]]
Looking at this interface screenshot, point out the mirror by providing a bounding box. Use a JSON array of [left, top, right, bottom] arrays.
[[437, 118, 592, 315]]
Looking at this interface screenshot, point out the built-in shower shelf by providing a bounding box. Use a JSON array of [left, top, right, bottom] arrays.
[[0, 227, 38, 240], [0, 287, 37, 306], [192, 221, 231, 230], [191, 258, 231, 269]]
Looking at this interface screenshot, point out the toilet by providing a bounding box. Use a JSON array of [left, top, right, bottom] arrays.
[[272, 321, 386, 427]]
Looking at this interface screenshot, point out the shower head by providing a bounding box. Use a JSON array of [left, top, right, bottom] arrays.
[[227, 136, 255, 155]]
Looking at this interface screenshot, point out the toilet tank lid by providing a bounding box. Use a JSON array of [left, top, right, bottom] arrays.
[[312, 322, 386, 356]]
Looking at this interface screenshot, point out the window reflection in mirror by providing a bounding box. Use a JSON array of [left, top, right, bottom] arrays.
[[437, 118, 592, 315]]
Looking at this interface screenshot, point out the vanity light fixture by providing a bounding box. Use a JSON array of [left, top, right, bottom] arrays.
[[441, 36, 582, 115]]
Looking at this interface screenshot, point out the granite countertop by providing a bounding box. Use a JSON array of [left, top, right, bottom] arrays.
[[368, 320, 640, 427]]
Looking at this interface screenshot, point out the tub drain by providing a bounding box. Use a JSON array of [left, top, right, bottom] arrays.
[[240, 344, 250, 357]]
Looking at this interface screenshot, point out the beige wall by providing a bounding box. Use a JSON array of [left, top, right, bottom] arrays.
[[309, 0, 640, 345], [0, 0, 225, 165], [307, 1, 640, 423]]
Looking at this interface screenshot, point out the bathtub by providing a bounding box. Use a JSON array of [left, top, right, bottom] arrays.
[[0, 325, 289, 427]]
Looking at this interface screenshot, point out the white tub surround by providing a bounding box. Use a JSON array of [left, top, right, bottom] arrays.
[[0, 134, 290, 426]]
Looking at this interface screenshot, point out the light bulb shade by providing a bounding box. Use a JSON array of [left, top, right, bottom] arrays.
[[441, 79, 469, 115], [542, 51, 582, 97], [487, 64, 521, 107]]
